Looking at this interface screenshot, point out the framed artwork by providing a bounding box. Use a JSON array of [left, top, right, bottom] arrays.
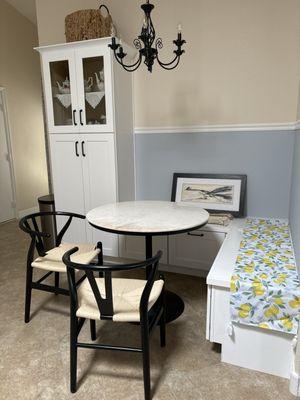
[[171, 173, 247, 217]]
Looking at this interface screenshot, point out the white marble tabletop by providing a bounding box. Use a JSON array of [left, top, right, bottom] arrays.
[[86, 201, 209, 235]]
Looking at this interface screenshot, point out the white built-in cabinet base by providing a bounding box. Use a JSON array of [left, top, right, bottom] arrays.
[[119, 235, 168, 264], [207, 284, 295, 379], [169, 229, 226, 273], [206, 218, 296, 381], [119, 224, 230, 276], [222, 321, 294, 379]]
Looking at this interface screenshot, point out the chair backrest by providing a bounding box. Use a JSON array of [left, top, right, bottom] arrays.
[[19, 211, 86, 259], [63, 245, 163, 320]]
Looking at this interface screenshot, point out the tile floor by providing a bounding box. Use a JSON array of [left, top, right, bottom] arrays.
[[0, 221, 295, 399]]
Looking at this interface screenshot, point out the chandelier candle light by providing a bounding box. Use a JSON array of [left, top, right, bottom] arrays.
[[108, 0, 186, 72]]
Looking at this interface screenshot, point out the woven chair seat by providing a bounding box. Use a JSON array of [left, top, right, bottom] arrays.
[[77, 277, 164, 322], [32, 243, 100, 273]]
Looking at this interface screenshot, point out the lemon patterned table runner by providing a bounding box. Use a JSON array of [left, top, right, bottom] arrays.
[[230, 218, 299, 334]]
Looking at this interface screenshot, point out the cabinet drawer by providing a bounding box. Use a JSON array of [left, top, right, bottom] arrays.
[[169, 230, 226, 271]]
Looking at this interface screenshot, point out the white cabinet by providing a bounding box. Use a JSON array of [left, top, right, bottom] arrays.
[[119, 225, 227, 276], [206, 285, 230, 343], [38, 39, 116, 133], [37, 38, 135, 256], [40, 49, 79, 134], [82, 134, 118, 255], [49, 133, 118, 255], [205, 219, 295, 380], [75, 45, 114, 133], [49, 134, 87, 243], [169, 229, 226, 275], [119, 236, 168, 265]]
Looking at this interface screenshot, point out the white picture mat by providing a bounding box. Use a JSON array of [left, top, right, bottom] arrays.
[[175, 177, 242, 212]]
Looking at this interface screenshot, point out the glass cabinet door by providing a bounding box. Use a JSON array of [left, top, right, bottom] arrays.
[[49, 60, 73, 127], [76, 48, 113, 132], [42, 51, 79, 133]]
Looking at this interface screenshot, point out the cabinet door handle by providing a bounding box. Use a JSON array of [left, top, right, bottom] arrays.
[[187, 232, 204, 237], [81, 141, 86, 157], [75, 141, 79, 157], [79, 109, 84, 126], [73, 110, 77, 126]]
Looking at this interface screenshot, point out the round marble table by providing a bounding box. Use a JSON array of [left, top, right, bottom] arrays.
[[87, 201, 209, 323]]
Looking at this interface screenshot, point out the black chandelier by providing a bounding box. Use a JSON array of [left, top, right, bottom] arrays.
[[108, 0, 186, 73]]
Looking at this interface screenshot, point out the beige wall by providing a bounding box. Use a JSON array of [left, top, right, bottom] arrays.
[[36, 0, 300, 127], [0, 0, 48, 213]]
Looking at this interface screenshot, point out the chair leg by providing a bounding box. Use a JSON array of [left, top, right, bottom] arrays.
[[24, 266, 33, 323], [54, 272, 59, 295], [159, 292, 166, 348], [159, 310, 166, 348], [90, 319, 97, 341], [70, 315, 78, 393], [141, 318, 151, 400]]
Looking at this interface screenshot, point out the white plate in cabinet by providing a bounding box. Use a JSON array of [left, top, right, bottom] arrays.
[[169, 230, 226, 271], [119, 235, 168, 264]]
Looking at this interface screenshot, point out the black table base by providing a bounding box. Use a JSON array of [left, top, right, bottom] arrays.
[[164, 290, 185, 323], [145, 235, 185, 324], [149, 290, 184, 325]]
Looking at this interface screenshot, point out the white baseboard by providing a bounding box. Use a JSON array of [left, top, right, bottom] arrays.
[[18, 206, 39, 219]]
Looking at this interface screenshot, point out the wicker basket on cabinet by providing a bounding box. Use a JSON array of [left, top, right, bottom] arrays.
[[65, 5, 115, 42]]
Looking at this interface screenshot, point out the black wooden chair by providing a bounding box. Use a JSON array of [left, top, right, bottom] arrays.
[[63, 245, 166, 400], [19, 211, 102, 323]]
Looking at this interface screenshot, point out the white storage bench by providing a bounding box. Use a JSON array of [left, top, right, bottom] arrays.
[[206, 218, 298, 382]]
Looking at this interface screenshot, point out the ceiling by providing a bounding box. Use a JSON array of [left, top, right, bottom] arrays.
[[5, 0, 37, 24]]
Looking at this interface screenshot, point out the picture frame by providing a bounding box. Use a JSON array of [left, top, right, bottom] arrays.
[[171, 173, 247, 217]]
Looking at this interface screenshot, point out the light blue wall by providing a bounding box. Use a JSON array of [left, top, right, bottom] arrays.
[[290, 131, 300, 265], [134, 131, 294, 218]]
